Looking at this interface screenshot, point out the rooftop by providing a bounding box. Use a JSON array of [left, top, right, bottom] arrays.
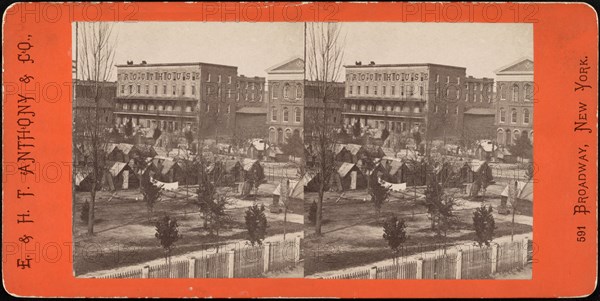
[[115, 61, 237, 69], [344, 63, 466, 70]]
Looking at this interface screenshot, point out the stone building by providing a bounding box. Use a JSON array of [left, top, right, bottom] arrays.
[[266, 56, 304, 146], [494, 58, 534, 146]]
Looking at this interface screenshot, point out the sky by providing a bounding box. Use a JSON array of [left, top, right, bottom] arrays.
[[73, 22, 304, 81], [73, 22, 532, 81], [339, 22, 533, 79]]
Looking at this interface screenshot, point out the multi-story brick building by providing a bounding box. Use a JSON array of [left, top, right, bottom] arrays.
[[73, 79, 117, 134], [234, 75, 267, 138], [114, 61, 265, 139], [342, 63, 470, 141], [266, 57, 304, 145], [304, 81, 345, 143], [494, 58, 534, 146], [462, 76, 496, 141]]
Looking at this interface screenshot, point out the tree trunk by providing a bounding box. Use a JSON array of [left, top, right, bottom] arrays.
[[511, 201, 516, 242], [315, 187, 324, 235], [283, 206, 287, 240], [87, 186, 96, 235]]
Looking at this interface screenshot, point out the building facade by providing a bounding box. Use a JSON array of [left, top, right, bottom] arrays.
[[494, 58, 534, 146], [114, 61, 265, 139], [266, 57, 304, 146], [462, 76, 496, 141], [304, 81, 345, 143], [234, 75, 268, 138], [74, 80, 117, 131], [342, 63, 470, 141]]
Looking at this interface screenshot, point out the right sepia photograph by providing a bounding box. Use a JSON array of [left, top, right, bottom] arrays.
[[302, 22, 534, 280]]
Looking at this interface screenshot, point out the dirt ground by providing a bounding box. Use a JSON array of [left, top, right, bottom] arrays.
[[73, 181, 303, 276], [303, 182, 533, 276]]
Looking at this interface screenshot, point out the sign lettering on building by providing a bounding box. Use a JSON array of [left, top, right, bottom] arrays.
[[347, 71, 429, 83]]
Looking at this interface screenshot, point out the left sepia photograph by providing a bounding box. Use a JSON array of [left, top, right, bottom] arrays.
[[71, 22, 305, 279]]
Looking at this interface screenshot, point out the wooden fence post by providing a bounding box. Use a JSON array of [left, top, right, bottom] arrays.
[[416, 258, 423, 279], [491, 244, 499, 274], [228, 249, 236, 278], [263, 243, 271, 273], [294, 236, 301, 264], [369, 266, 377, 279], [455, 251, 462, 280], [142, 265, 150, 278], [522, 237, 529, 266], [188, 257, 196, 278]]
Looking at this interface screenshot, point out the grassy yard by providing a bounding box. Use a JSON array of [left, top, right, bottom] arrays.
[[73, 186, 303, 276], [303, 188, 533, 276]]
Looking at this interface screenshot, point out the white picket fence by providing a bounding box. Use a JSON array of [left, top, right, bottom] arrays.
[[97, 236, 301, 279], [323, 238, 529, 280]]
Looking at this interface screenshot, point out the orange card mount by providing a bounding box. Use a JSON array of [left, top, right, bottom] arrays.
[[2, 2, 598, 298]]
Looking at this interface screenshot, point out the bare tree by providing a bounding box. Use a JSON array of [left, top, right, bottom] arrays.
[[508, 162, 534, 242], [305, 22, 345, 236], [75, 22, 117, 235]]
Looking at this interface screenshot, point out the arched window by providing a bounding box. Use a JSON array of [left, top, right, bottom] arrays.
[[500, 84, 507, 100], [277, 128, 283, 145], [513, 129, 520, 144], [512, 84, 519, 102], [283, 107, 289, 122], [294, 108, 301, 123], [285, 129, 292, 142], [524, 84, 532, 101], [283, 84, 290, 99], [497, 129, 505, 145], [529, 131, 534, 142], [296, 84, 302, 98], [269, 128, 277, 144], [523, 109, 530, 124], [499, 108, 506, 123], [511, 108, 517, 123], [271, 106, 278, 121]]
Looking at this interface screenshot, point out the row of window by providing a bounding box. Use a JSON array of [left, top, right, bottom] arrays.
[[121, 103, 193, 113], [347, 83, 490, 101], [271, 106, 302, 123], [268, 128, 301, 145], [346, 103, 423, 114], [120, 84, 196, 96], [433, 105, 459, 115], [119, 84, 263, 101], [238, 81, 263, 90], [498, 83, 533, 102], [497, 129, 533, 145], [348, 84, 425, 97], [120, 103, 232, 114], [271, 83, 303, 99], [499, 108, 531, 124]]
